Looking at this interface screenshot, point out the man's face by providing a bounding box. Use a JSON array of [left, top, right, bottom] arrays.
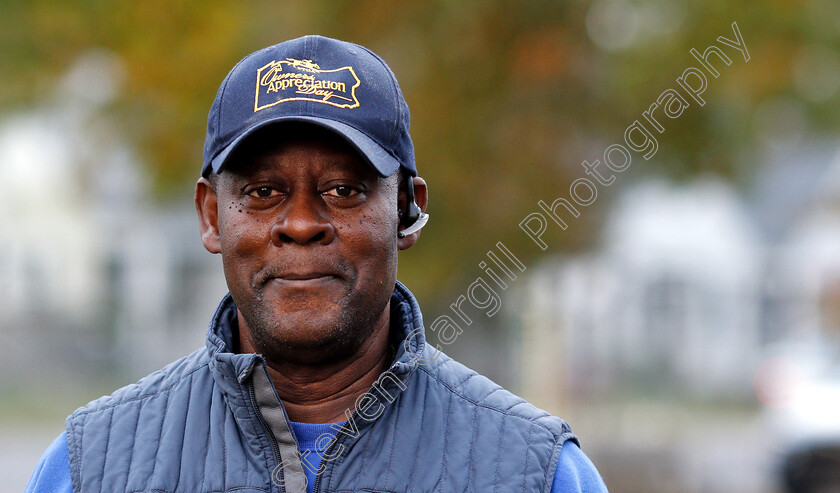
[[198, 126, 405, 364]]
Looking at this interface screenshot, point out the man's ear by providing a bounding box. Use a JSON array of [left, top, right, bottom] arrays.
[[195, 177, 222, 254], [397, 176, 428, 251]]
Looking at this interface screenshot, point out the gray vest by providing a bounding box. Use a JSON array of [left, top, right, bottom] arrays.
[[65, 282, 577, 492]]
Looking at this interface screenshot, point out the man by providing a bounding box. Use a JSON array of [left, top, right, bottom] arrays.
[[26, 35, 607, 492]]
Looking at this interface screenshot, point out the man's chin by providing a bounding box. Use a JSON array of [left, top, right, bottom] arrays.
[[253, 312, 360, 360]]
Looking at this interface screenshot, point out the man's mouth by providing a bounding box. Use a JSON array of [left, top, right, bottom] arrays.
[[278, 273, 336, 281], [267, 272, 340, 288], [257, 261, 348, 288]]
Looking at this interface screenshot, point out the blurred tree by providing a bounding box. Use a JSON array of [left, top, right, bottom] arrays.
[[2, 0, 838, 304]]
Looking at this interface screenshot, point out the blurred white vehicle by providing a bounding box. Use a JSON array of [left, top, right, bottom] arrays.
[[756, 340, 840, 493]]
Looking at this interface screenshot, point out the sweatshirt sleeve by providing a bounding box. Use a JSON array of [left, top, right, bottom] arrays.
[[551, 441, 609, 492], [25, 433, 73, 493]]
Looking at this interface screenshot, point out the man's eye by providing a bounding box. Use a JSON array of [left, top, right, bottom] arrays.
[[248, 186, 278, 198], [325, 186, 359, 198]]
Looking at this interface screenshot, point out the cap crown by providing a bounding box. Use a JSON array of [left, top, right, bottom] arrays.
[[203, 35, 415, 177]]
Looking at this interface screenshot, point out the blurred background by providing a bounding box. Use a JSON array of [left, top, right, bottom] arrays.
[[2, 1, 840, 491]]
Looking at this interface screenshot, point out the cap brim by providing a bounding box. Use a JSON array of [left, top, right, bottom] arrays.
[[208, 116, 401, 178]]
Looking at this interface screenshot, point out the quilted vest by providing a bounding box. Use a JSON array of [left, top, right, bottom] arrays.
[[65, 282, 577, 492]]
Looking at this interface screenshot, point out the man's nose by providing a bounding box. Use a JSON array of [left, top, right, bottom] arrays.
[[270, 192, 335, 246]]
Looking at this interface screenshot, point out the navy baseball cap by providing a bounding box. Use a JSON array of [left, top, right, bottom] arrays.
[[202, 35, 416, 178]]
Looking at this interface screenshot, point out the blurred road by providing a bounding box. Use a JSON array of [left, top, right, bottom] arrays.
[[567, 400, 783, 493]]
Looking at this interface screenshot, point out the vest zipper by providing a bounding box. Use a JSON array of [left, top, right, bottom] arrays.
[[313, 363, 403, 492], [311, 415, 354, 493], [249, 382, 285, 493], [312, 432, 332, 493], [312, 409, 365, 493]]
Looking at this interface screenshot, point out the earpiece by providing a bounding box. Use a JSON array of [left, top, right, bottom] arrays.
[[398, 176, 429, 238]]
